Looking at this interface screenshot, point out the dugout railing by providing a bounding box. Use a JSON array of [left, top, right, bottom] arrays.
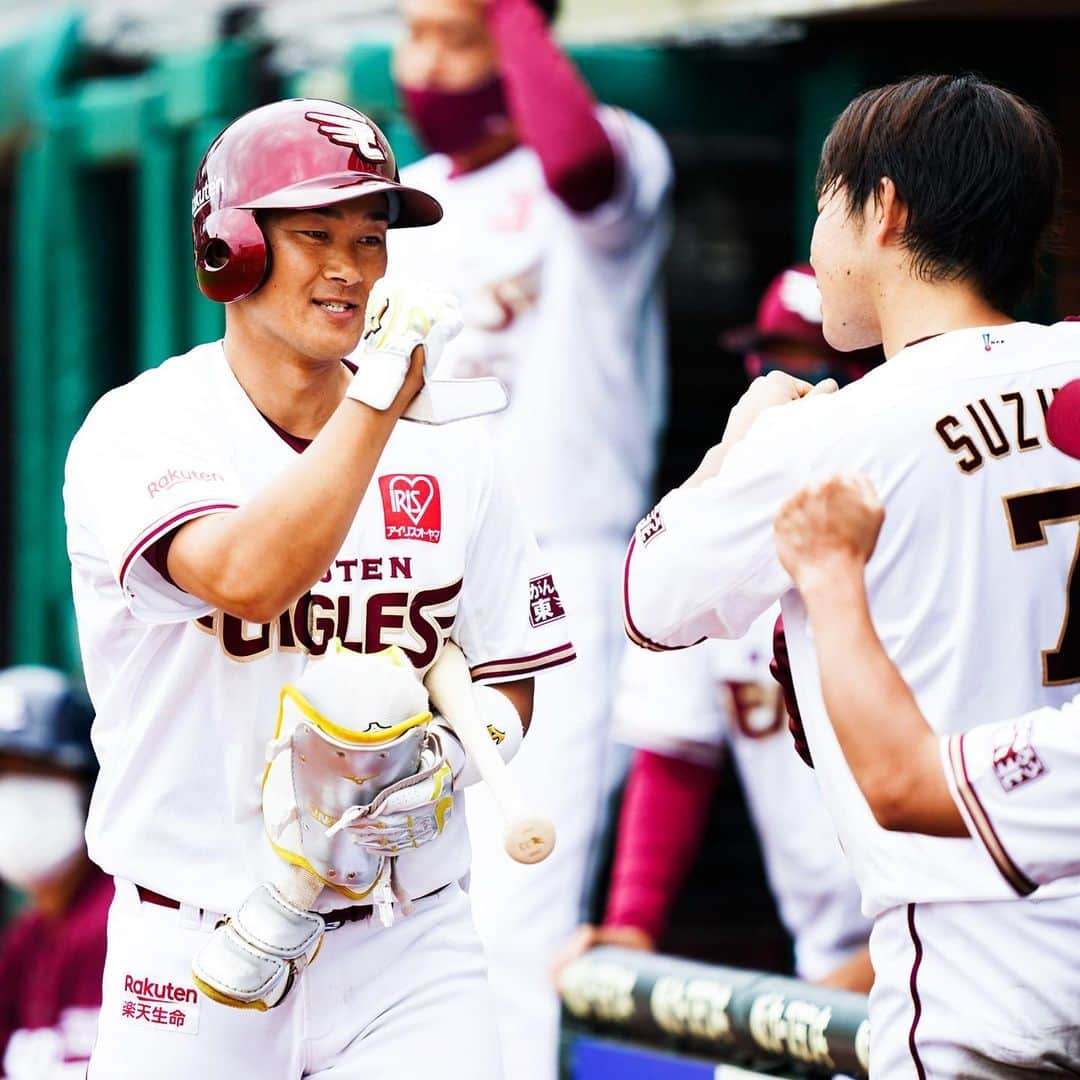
[[558, 946, 869, 1079]]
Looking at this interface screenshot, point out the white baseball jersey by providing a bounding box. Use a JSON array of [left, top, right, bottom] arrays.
[[64, 341, 575, 915], [624, 321, 1080, 915], [613, 608, 869, 980], [944, 693, 1080, 892], [383, 107, 672, 544]]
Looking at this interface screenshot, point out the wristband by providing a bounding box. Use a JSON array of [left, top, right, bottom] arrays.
[[433, 683, 525, 788]]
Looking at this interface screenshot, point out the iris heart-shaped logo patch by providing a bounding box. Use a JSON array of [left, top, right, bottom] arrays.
[[379, 474, 442, 544]]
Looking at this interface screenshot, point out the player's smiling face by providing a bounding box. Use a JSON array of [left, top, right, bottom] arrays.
[[810, 184, 883, 353], [232, 194, 390, 365]]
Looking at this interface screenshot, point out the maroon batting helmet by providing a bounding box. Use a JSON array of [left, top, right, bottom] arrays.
[[1047, 378, 1080, 460], [192, 98, 443, 303]]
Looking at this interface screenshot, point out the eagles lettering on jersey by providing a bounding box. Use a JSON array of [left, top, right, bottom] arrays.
[[194, 575, 461, 667]]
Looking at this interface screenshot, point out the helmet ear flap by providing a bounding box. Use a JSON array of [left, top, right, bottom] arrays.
[[194, 208, 268, 303]]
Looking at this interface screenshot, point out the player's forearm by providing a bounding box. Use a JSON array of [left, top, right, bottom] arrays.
[[487, 0, 617, 213], [168, 399, 403, 622], [604, 749, 717, 941], [799, 561, 965, 836]]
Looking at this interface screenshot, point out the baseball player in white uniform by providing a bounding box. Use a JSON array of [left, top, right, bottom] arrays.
[[605, 612, 872, 986], [64, 99, 574, 1079], [623, 74, 1080, 1076], [381, 3, 673, 1077]]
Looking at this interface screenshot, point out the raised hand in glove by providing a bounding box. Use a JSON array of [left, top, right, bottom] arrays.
[[348, 277, 508, 424]]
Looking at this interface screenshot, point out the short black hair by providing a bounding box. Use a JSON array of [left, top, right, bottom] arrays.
[[533, 0, 559, 23], [816, 73, 1061, 311]]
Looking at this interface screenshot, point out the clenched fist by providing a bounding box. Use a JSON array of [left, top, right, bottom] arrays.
[[346, 277, 464, 415], [774, 474, 884, 591], [724, 370, 838, 447]]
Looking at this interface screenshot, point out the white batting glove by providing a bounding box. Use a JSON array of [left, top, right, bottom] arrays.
[[347, 277, 508, 425], [323, 727, 455, 851]]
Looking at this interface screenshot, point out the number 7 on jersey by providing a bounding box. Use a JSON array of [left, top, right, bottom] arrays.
[[1004, 484, 1080, 685]]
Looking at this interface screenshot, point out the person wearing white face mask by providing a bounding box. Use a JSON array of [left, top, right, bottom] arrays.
[[0, 666, 110, 1079]]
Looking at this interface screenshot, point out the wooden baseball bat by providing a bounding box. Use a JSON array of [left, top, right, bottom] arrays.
[[425, 641, 555, 864]]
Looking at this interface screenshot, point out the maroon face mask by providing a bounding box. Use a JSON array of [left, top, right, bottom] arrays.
[[399, 75, 510, 156]]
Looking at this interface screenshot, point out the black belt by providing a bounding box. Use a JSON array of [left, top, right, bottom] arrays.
[[135, 884, 445, 927]]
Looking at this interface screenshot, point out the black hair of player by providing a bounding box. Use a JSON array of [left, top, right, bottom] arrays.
[[816, 73, 1061, 312], [533, 0, 559, 23]]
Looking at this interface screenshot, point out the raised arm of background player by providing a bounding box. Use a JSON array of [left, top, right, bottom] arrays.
[[484, 0, 618, 213], [772, 474, 965, 836]]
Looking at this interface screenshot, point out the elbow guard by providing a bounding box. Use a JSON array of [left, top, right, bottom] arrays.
[[435, 683, 525, 788]]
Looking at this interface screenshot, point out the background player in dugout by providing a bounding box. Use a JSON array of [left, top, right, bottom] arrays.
[[64, 100, 574, 1079], [623, 74, 1080, 1077], [384, 3, 672, 1078], [0, 668, 109, 1080], [555, 265, 877, 993]]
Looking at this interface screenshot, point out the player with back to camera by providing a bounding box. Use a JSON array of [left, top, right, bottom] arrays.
[[623, 73, 1080, 1076], [555, 265, 875, 994], [0, 667, 110, 1080], [385, 3, 673, 1076], [63, 98, 575, 1080]]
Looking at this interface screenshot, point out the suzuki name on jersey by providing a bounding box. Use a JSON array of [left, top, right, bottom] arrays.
[[935, 385, 1058, 474]]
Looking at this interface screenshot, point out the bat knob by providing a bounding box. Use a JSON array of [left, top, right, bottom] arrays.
[[504, 816, 556, 864]]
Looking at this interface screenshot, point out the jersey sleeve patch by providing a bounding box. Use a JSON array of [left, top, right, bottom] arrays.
[[636, 506, 666, 547], [528, 574, 566, 627], [991, 718, 1048, 793], [947, 733, 1038, 897]]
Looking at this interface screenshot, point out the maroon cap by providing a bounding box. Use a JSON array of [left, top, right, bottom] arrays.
[[1047, 379, 1080, 460], [723, 264, 836, 354]]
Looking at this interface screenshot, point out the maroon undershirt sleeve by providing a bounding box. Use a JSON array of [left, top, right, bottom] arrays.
[[487, 0, 618, 213], [770, 615, 813, 769], [603, 748, 720, 943], [143, 532, 179, 587]]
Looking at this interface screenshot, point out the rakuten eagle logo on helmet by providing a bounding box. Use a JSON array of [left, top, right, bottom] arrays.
[[305, 110, 386, 163]]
